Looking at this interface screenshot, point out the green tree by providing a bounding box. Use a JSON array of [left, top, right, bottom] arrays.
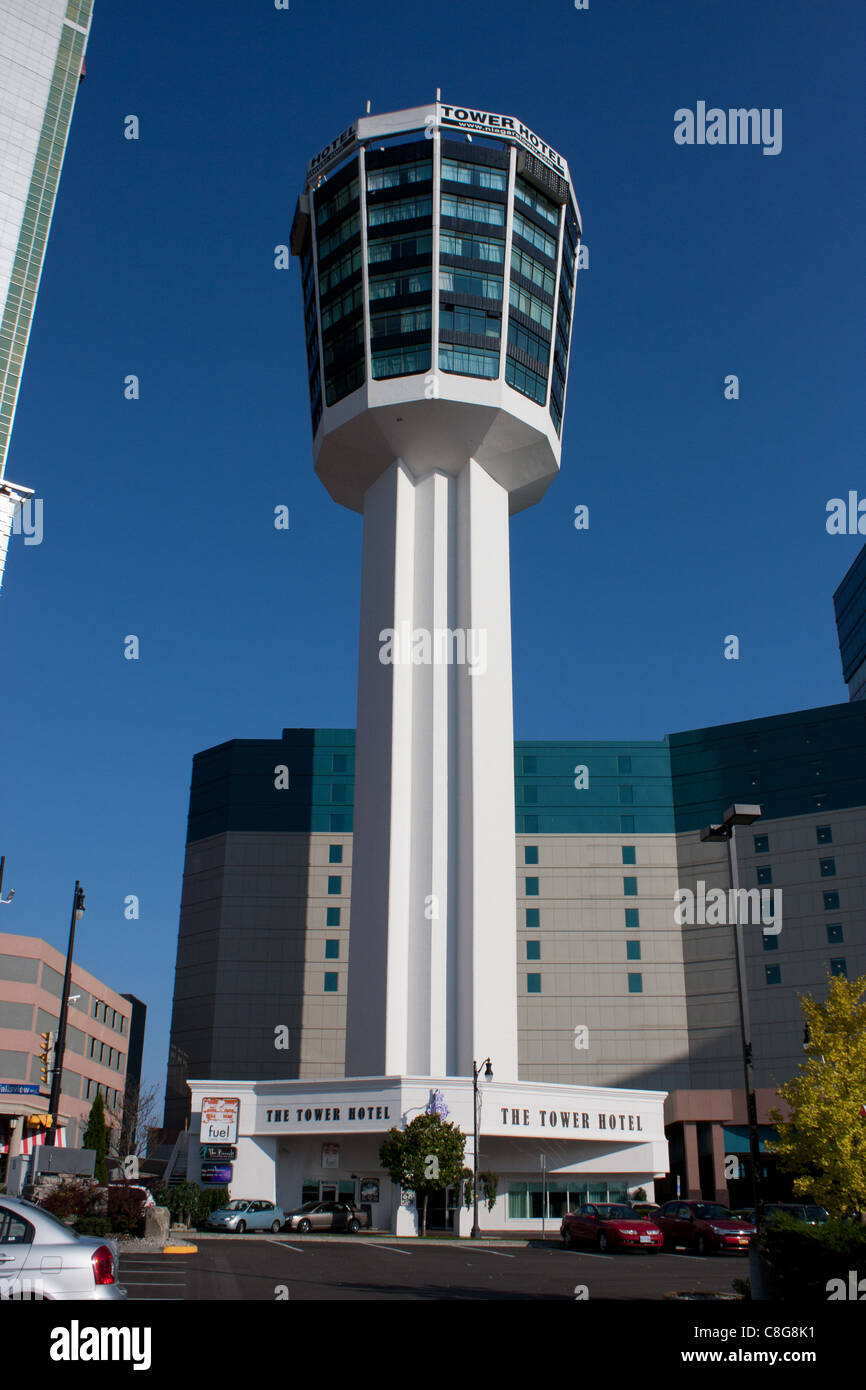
[[83, 1092, 110, 1185], [379, 1114, 467, 1237], [767, 973, 866, 1216]]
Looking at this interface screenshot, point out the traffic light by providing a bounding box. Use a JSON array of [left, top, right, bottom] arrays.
[[38, 1030, 55, 1086]]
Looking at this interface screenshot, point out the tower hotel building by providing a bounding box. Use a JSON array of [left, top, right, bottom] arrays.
[[167, 103, 866, 1232], [0, 1, 94, 595]]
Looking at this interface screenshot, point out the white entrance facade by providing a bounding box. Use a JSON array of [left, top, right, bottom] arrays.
[[187, 1076, 668, 1236]]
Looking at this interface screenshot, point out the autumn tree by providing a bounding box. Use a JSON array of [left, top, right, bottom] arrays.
[[767, 973, 866, 1216]]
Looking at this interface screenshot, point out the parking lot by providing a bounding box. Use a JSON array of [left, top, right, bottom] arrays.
[[119, 1236, 746, 1301]]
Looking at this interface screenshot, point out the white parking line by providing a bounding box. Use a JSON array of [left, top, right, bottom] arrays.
[[264, 1239, 305, 1253], [122, 1281, 186, 1287], [465, 1249, 515, 1258], [365, 1244, 412, 1256]]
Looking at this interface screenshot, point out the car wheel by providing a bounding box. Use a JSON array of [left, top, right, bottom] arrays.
[[598, 1232, 610, 1253], [271, 1220, 282, 1233], [562, 1227, 575, 1248], [697, 1234, 709, 1256], [347, 1218, 360, 1234], [298, 1219, 311, 1233], [236, 1221, 246, 1234]]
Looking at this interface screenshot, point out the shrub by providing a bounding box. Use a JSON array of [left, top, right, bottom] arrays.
[[73, 1216, 112, 1237], [756, 1213, 866, 1299], [38, 1180, 92, 1222], [107, 1186, 146, 1236]]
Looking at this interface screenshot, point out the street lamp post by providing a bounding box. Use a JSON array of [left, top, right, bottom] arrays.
[[45, 881, 85, 1146], [700, 805, 763, 1212], [471, 1058, 493, 1238]]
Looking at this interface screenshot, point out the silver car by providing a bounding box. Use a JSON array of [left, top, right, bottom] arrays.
[[0, 1195, 127, 1301]]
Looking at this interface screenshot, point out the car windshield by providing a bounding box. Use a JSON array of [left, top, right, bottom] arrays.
[[224, 1200, 249, 1211], [804, 1206, 828, 1221], [596, 1205, 637, 1220], [694, 1204, 732, 1220]]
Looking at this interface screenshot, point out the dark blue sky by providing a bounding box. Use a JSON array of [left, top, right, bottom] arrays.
[[1, 0, 864, 1104]]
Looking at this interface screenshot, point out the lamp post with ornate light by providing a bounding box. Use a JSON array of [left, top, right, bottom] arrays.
[[471, 1058, 493, 1238]]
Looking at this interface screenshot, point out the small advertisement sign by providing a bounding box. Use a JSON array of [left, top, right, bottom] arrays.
[[201, 1163, 233, 1184], [321, 1143, 340, 1169], [201, 1097, 239, 1144], [359, 1180, 379, 1204]]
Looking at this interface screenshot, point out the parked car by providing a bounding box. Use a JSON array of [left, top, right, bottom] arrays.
[[653, 1200, 755, 1254], [0, 1195, 126, 1300], [284, 1200, 370, 1234], [205, 1199, 285, 1233], [631, 1203, 660, 1219], [762, 1203, 829, 1226], [560, 1203, 663, 1253]]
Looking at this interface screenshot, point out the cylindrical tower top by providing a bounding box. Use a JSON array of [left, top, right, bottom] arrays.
[[291, 102, 582, 514]]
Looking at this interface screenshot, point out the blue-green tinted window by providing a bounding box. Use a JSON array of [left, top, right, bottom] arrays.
[[325, 940, 339, 960], [368, 195, 433, 225], [523, 816, 538, 833], [826, 922, 844, 944], [524, 846, 538, 865], [510, 245, 556, 296], [765, 965, 781, 985], [522, 755, 537, 774], [368, 231, 433, 264], [620, 816, 635, 833], [369, 267, 432, 299], [819, 857, 836, 877], [327, 876, 342, 895], [525, 877, 539, 896], [512, 210, 557, 258], [324, 973, 338, 992], [371, 306, 432, 337], [756, 865, 772, 885], [366, 159, 432, 191], [441, 158, 507, 190], [526, 941, 540, 961], [326, 907, 341, 927], [438, 267, 503, 299], [505, 356, 546, 404], [762, 933, 778, 951], [625, 908, 640, 929], [527, 974, 541, 993], [626, 940, 641, 961], [523, 785, 538, 803], [508, 281, 553, 331], [441, 193, 505, 226], [618, 785, 634, 804], [627, 973, 643, 994], [514, 177, 559, 226], [439, 344, 499, 378], [824, 891, 840, 911], [332, 753, 348, 773], [830, 958, 847, 978], [753, 834, 769, 854], [623, 877, 638, 897], [816, 825, 832, 845], [374, 346, 431, 379], [617, 755, 632, 774], [440, 230, 505, 263], [525, 908, 540, 929], [329, 844, 343, 864], [329, 814, 345, 832], [331, 784, 346, 803], [621, 846, 636, 865], [439, 305, 499, 338]]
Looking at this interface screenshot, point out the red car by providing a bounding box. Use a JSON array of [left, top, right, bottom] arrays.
[[653, 1200, 755, 1255], [560, 1203, 663, 1253]]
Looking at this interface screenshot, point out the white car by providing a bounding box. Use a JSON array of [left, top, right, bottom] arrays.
[[0, 1195, 127, 1301]]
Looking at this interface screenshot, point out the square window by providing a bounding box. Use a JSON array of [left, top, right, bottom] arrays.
[[627, 973, 643, 994], [625, 908, 640, 929], [618, 785, 634, 804], [621, 846, 636, 865], [324, 973, 339, 993], [326, 907, 341, 926], [819, 857, 836, 877], [762, 933, 778, 951], [826, 922, 844, 944], [522, 755, 537, 774], [823, 890, 840, 911], [526, 941, 540, 961], [525, 908, 540, 929], [619, 815, 635, 833], [329, 813, 345, 831], [525, 877, 539, 896], [757, 865, 773, 885], [765, 965, 782, 985], [332, 753, 348, 773], [524, 845, 539, 865], [331, 784, 347, 803], [626, 940, 641, 961], [816, 825, 832, 845], [329, 844, 343, 864], [812, 793, 827, 809], [524, 785, 538, 804], [527, 973, 541, 993], [617, 755, 632, 774], [327, 876, 342, 895], [325, 940, 340, 959], [749, 772, 760, 788], [753, 834, 769, 854], [623, 877, 638, 897], [523, 815, 539, 832], [830, 957, 847, 978]]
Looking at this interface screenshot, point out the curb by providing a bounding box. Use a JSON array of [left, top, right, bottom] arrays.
[[163, 1243, 198, 1254]]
